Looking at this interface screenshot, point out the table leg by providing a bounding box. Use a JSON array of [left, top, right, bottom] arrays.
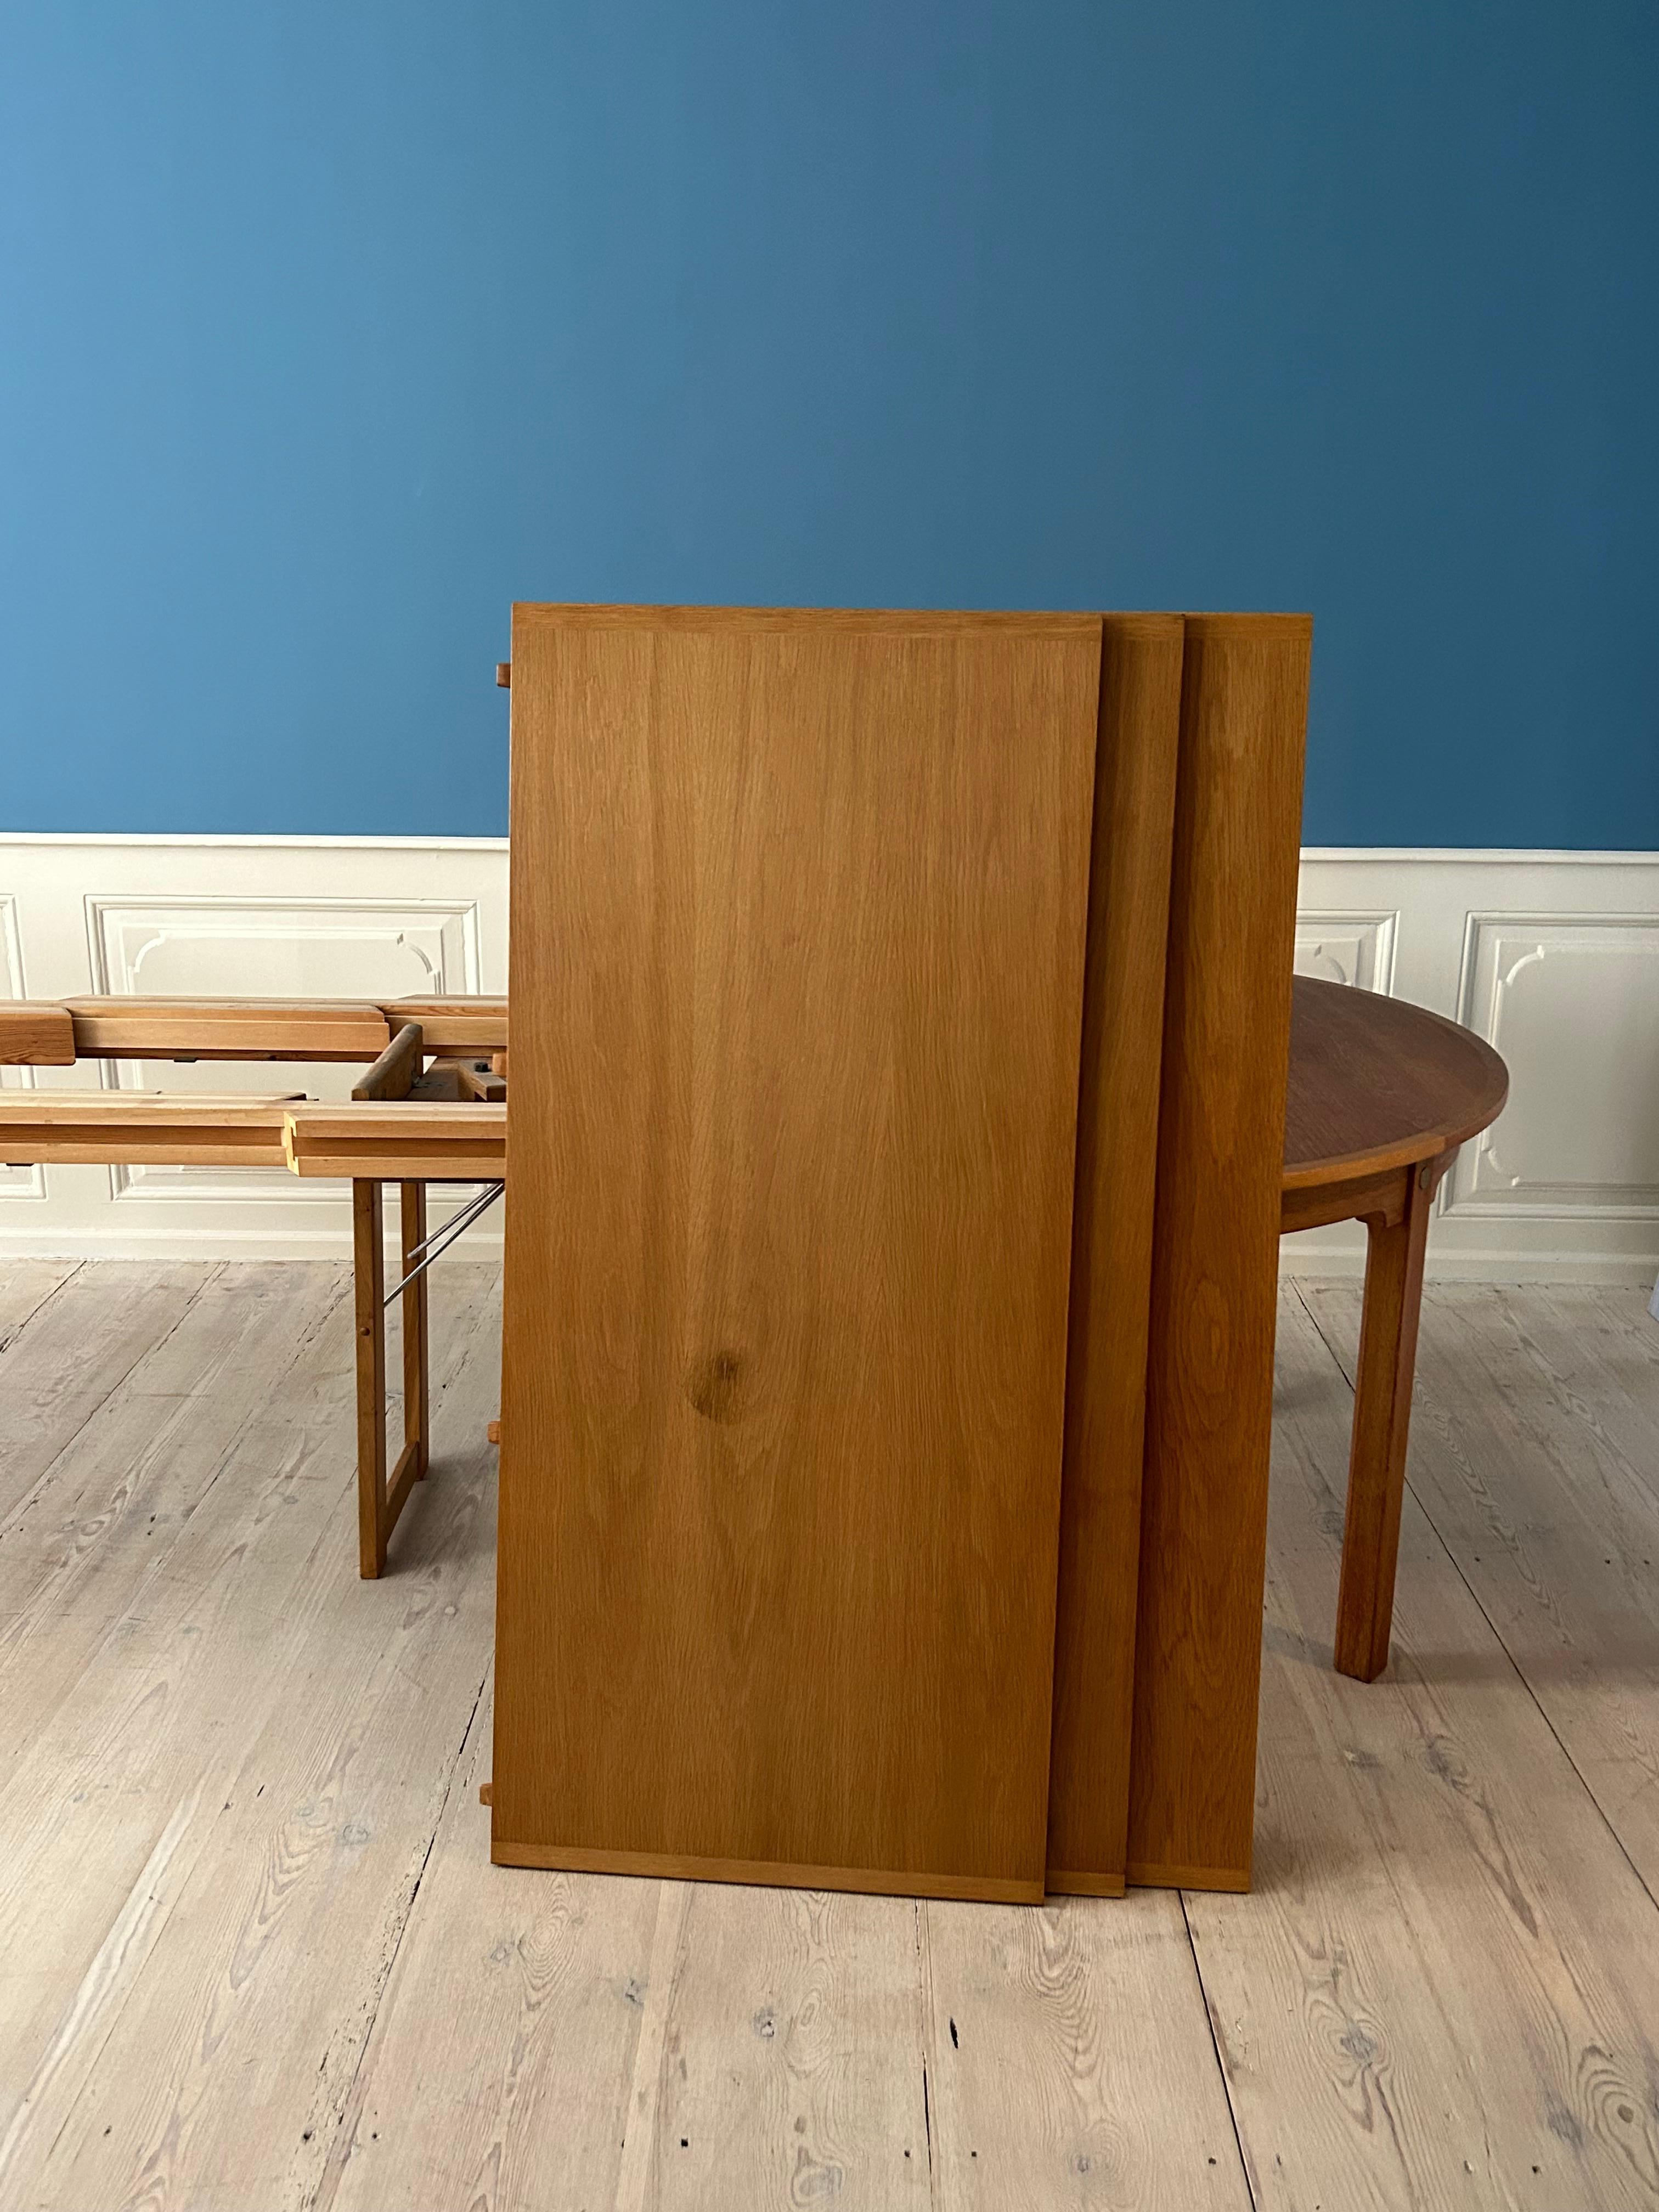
[[352, 1178, 388, 1578], [1333, 1155, 1441, 1680], [399, 1182, 429, 1481]]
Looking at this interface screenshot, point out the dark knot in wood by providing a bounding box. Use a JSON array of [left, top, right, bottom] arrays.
[[688, 1350, 746, 1423]]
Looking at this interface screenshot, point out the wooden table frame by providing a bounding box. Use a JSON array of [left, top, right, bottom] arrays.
[[335, 1022, 509, 1575], [2, 994, 507, 1582], [352, 1175, 430, 1578]]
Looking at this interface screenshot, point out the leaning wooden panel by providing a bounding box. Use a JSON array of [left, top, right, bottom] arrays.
[[1044, 613, 1184, 1896], [492, 603, 1103, 1900], [1124, 613, 1311, 1892]]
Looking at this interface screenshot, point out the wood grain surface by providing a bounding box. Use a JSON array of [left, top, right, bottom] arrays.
[[0, 1268, 504, 2212], [492, 605, 1103, 1898], [1124, 613, 1311, 1891], [923, 1891, 1251, 2206], [621, 1881, 933, 2208], [1282, 975, 1509, 1186], [1044, 612, 1184, 1895], [0, 1002, 75, 1064]]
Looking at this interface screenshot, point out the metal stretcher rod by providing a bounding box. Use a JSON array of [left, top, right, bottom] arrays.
[[384, 1182, 504, 1306]]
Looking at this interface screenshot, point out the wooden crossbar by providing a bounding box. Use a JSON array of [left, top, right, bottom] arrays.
[[385, 998, 507, 1054], [0, 994, 508, 1065], [61, 997, 394, 1060], [0, 1090, 303, 1167], [283, 1103, 506, 1182]]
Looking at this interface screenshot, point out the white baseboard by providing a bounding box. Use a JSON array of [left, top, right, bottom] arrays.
[[3, 837, 1657, 1283]]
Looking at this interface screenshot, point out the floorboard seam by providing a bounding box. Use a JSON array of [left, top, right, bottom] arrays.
[[1177, 1890, 1257, 2207], [307, 1651, 494, 2212], [0, 1258, 84, 1360], [168, 1272, 351, 1520], [1406, 1470, 1659, 1922], [29, 1779, 230, 2182], [306, 1276, 501, 2211], [913, 1898, 941, 2207], [1287, 1276, 1358, 1392], [0, 1261, 225, 1541], [0, 1274, 356, 1760]]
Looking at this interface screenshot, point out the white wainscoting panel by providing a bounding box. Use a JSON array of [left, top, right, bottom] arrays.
[[1288, 852, 1659, 1282], [1294, 909, 1398, 994], [1451, 917, 1659, 1219], [2, 837, 1656, 1279]]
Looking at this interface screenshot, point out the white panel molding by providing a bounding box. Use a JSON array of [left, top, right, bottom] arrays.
[[1295, 908, 1399, 994], [2, 837, 1657, 1280], [1450, 913, 1659, 1220]]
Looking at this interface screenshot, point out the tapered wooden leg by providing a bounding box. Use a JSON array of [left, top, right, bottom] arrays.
[[1334, 1158, 1438, 1680], [400, 1182, 429, 1480], [353, 1179, 388, 1578]]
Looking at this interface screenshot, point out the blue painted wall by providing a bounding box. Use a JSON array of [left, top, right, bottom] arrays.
[[2, 3, 1655, 844]]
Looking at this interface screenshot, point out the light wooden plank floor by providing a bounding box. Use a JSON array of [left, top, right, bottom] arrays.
[[2, 1262, 1657, 2209]]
